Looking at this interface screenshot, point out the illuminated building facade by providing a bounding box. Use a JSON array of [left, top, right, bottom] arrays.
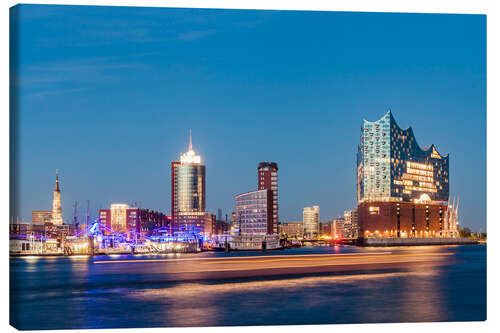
[[357, 110, 449, 203], [303, 206, 319, 239], [137, 210, 171, 235], [358, 201, 448, 238], [51, 171, 63, 225], [171, 131, 206, 234], [10, 222, 71, 253], [110, 203, 129, 232], [344, 209, 358, 238], [258, 162, 278, 234], [32, 210, 52, 224], [356, 111, 453, 239], [99, 204, 170, 235], [234, 189, 273, 235], [332, 217, 347, 238], [279, 222, 303, 238]]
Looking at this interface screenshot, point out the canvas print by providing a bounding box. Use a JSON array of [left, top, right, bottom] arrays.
[[9, 4, 486, 330]]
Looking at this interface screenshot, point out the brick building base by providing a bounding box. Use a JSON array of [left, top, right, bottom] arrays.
[[357, 201, 448, 239]]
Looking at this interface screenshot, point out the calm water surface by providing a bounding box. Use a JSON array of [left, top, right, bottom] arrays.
[[10, 245, 486, 330]]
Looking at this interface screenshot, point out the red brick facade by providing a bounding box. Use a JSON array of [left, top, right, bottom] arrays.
[[99, 208, 170, 236], [357, 201, 448, 238], [258, 162, 278, 234]]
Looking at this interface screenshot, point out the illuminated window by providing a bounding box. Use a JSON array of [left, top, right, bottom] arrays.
[[369, 206, 380, 215]]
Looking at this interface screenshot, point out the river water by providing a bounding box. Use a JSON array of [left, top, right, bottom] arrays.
[[10, 244, 486, 330]]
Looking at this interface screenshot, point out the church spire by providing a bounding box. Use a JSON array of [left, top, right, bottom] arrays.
[[52, 169, 63, 225], [55, 169, 60, 192]]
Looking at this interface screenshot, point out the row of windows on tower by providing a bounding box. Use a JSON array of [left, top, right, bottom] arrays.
[[365, 131, 388, 139], [368, 140, 388, 146]]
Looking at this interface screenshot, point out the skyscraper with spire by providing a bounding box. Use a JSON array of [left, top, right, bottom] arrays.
[[171, 131, 206, 234], [52, 170, 63, 225]]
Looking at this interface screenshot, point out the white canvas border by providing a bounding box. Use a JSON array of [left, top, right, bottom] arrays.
[[1, 1, 496, 333]]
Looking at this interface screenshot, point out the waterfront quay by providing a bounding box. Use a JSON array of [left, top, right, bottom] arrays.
[[10, 245, 486, 330], [359, 237, 478, 246], [9, 222, 479, 257]]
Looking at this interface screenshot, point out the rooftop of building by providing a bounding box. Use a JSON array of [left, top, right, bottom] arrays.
[[234, 188, 270, 199], [180, 130, 202, 164], [258, 161, 278, 170], [364, 109, 449, 159]]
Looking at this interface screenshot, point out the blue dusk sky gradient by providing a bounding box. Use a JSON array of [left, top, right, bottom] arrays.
[[11, 5, 486, 231]]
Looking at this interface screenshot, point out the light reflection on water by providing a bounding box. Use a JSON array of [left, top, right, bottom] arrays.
[[131, 270, 433, 297], [125, 270, 444, 327], [10, 245, 486, 330]]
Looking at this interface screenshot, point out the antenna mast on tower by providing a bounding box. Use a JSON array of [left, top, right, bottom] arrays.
[[189, 129, 193, 151], [73, 201, 78, 225]]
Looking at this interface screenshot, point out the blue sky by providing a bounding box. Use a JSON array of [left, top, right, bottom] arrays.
[[11, 5, 486, 231]]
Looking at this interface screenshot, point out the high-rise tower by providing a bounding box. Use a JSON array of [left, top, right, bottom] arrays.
[[357, 110, 449, 203], [52, 170, 63, 225], [303, 206, 320, 239], [258, 162, 278, 234], [171, 131, 206, 234], [356, 110, 450, 239]]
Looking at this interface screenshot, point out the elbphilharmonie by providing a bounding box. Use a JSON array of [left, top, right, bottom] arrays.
[[356, 110, 459, 242]]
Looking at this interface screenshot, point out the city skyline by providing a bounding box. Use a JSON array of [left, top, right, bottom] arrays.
[[12, 5, 486, 231]]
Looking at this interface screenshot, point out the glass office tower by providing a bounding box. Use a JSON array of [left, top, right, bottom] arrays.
[[357, 110, 449, 204], [356, 111, 453, 239], [234, 189, 272, 235], [171, 132, 206, 234]]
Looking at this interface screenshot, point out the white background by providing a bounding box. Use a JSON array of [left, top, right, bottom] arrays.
[[1, 1, 498, 333]]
